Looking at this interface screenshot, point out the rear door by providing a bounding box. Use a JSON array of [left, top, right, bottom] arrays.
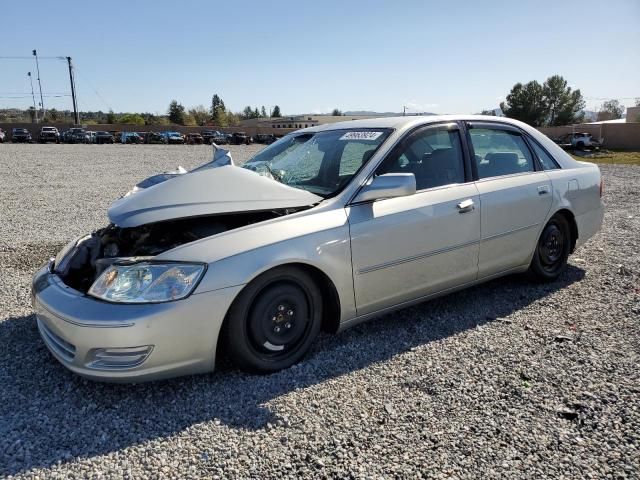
[[466, 122, 553, 278], [349, 123, 481, 315]]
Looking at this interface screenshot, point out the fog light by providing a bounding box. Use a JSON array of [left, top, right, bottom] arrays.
[[86, 346, 153, 370]]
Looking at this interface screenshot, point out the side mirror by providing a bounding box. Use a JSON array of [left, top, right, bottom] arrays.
[[352, 173, 416, 203]]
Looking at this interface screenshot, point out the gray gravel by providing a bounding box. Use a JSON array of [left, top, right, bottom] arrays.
[[0, 144, 638, 479]]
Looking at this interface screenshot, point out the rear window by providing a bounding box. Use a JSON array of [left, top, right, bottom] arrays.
[[529, 139, 560, 170], [469, 128, 535, 179]]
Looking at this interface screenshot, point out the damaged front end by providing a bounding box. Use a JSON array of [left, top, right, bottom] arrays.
[[53, 145, 321, 294], [54, 210, 300, 293]]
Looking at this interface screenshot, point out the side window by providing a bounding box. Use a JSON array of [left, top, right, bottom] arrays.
[[377, 128, 465, 190], [529, 139, 560, 170], [469, 128, 535, 179]]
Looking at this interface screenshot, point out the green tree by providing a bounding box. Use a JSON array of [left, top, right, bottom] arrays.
[[598, 99, 624, 120], [225, 111, 240, 126], [183, 114, 197, 126], [500, 81, 547, 126], [271, 105, 282, 117], [331, 108, 343, 116], [168, 100, 186, 125], [261, 106, 267, 117], [241, 106, 253, 120], [210, 94, 225, 119], [106, 110, 116, 124], [189, 105, 210, 126], [501, 75, 584, 126], [118, 113, 145, 125], [210, 94, 228, 125], [543, 75, 584, 126], [253, 107, 260, 118], [47, 108, 59, 122], [144, 114, 170, 126]]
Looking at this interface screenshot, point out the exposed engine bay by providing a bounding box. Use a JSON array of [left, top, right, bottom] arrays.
[[56, 209, 301, 293]]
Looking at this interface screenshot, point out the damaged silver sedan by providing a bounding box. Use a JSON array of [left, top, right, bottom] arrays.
[[32, 116, 604, 382]]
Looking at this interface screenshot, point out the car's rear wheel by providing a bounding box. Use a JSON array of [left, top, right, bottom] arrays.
[[528, 214, 571, 282], [223, 266, 322, 373]]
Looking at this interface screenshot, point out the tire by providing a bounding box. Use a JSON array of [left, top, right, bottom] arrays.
[[223, 266, 323, 373], [528, 214, 571, 282], [576, 141, 585, 150]]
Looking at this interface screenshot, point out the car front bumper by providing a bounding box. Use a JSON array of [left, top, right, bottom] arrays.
[[31, 263, 242, 383]]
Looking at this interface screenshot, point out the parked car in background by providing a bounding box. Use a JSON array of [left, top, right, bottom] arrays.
[[0, 128, 5, 143], [555, 132, 601, 150], [185, 133, 204, 145], [39, 126, 60, 143], [95, 131, 115, 144], [69, 128, 90, 144], [202, 130, 228, 145], [11, 128, 32, 143], [32, 115, 604, 381], [162, 131, 185, 144], [231, 131, 250, 145], [120, 132, 143, 144], [146, 132, 165, 144], [255, 134, 277, 144]]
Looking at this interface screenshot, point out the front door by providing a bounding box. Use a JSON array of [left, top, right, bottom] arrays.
[[349, 123, 481, 316]]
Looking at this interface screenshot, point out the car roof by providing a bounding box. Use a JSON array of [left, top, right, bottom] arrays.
[[301, 114, 533, 133]]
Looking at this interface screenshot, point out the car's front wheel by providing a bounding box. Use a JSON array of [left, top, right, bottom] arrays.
[[529, 214, 571, 282], [223, 266, 322, 373]]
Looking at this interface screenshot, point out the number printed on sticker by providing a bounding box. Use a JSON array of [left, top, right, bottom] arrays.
[[339, 131, 384, 141]]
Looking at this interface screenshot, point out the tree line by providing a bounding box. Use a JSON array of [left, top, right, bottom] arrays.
[[498, 74, 633, 126], [0, 93, 284, 126], [167, 95, 282, 127]]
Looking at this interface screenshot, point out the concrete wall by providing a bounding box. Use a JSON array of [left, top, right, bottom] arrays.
[[0, 122, 296, 139], [626, 106, 640, 123], [537, 123, 640, 150]]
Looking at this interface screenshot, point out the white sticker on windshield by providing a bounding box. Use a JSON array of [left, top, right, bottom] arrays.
[[339, 131, 383, 141]]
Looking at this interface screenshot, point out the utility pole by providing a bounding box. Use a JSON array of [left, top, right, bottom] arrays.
[[32, 50, 45, 118], [66, 56, 79, 125], [27, 72, 38, 123]]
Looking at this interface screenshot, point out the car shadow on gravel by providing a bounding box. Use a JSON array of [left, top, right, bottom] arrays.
[[0, 266, 585, 476]]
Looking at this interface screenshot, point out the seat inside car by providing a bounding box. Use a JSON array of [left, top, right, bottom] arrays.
[[359, 148, 375, 167], [478, 152, 521, 178], [413, 148, 463, 189]]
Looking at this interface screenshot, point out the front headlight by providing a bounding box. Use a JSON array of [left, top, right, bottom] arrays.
[[88, 262, 206, 303]]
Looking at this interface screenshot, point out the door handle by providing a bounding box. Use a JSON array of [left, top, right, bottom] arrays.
[[457, 198, 475, 213], [538, 185, 550, 195]]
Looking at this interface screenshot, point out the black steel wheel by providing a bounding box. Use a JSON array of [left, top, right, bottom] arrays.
[[528, 214, 571, 282], [223, 266, 322, 373]]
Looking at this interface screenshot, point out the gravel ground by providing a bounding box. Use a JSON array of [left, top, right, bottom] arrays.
[[0, 144, 638, 479]]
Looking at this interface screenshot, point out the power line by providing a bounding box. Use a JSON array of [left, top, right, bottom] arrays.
[[0, 92, 70, 95], [0, 56, 66, 60], [0, 94, 71, 99], [73, 66, 113, 112]]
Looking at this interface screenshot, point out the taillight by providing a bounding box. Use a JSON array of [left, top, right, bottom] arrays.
[[599, 178, 603, 197]]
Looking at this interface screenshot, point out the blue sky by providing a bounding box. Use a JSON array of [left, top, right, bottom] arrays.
[[1, 0, 638, 115]]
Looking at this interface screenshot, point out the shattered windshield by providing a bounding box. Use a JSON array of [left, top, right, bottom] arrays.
[[242, 129, 392, 197]]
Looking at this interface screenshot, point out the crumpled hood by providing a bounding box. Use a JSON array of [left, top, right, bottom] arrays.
[[108, 164, 322, 228]]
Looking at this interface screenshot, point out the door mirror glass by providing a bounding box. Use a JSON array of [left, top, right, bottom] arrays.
[[352, 173, 416, 203]]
